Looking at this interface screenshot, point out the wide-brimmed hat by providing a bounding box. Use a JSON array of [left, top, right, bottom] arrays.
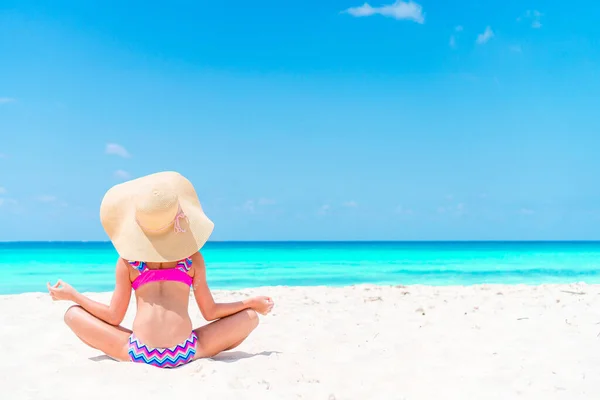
[[100, 171, 214, 262]]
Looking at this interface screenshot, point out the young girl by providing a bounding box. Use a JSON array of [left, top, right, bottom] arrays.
[[47, 171, 274, 368]]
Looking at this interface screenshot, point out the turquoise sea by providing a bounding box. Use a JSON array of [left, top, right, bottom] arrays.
[[1, 241, 600, 294]]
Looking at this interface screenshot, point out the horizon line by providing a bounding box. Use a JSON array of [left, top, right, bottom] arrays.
[[2, 240, 600, 243]]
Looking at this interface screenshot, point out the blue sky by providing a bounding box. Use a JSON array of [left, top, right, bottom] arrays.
[[1, 1, 600, 241]]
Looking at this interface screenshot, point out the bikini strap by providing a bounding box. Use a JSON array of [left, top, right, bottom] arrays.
[[177, 257, 193, 272], [129, 259, 190, 273], [128, 260, 147, 273]]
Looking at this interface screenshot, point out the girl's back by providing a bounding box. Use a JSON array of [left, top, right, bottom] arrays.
[[129, 259, 193, 348], [128, 257, 196, 348]]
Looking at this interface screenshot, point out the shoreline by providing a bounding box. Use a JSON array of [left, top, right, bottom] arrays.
[[1, 281, 595, 297], [4, 283, 599, 398], [0, 282, 600, 299]]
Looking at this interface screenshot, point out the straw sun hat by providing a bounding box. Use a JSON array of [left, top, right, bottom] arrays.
[[100, 171, 214, 262]]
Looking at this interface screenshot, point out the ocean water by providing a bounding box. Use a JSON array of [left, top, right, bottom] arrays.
[[1, 241, 600, 294]]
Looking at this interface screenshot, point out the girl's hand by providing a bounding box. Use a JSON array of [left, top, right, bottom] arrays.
[[250, 296, 274, 315], [47, 280, 77, 302]]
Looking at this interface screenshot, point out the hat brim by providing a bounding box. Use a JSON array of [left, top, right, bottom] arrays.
[[100, 171, 215, 262]]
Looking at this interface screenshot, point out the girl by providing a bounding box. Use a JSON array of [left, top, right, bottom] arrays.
[[48, 171, 274, 368]]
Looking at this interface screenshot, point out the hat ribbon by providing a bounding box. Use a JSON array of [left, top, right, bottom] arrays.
[[173, 208, 188, 233]]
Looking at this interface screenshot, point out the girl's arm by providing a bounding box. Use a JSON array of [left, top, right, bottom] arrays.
[[191, 252, 273, 321], [48, 258, 132, 326]]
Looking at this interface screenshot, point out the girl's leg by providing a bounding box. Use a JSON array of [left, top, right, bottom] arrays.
[[193, 309, 259, 359], [63, 305, 131, 361]]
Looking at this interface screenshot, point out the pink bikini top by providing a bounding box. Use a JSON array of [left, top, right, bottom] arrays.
[[128, 258, 193, 290]]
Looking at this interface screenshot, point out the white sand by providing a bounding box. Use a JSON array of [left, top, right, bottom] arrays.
[[2, 284, 600, 399]]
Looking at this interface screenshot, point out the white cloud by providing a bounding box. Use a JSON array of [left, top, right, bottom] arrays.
[[343, 200, 358, 208], [105, 143, 131, 158], [518, 10, 542, 28], [344, 1, 425, 23], [242, 200, 255, 213], [476, 26, 494, 44], [258, 198, 276, 206], [395, 205, 413, 215], [449, 35, 456, 48], [437, 203, 467, 216], [509, 44, 522, 53], [0, 197, 20, 213], [38, 195, 57, 203], [450, 26, 463, 48], [238, 198, 277, 213], [0, 98, 15, 104], [114, 170, 130, 180], [318, 204, 331, 215], [0, 187, 6, 194]]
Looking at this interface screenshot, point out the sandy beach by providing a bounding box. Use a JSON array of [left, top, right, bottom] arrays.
[[2, 283, 600, 399]]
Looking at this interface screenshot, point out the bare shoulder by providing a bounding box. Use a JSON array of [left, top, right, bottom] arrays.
[[116, 257, 130, 271], [190, 252, 205, 266], [115, 258, 134, 282], [190, 252, 206, 273]]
